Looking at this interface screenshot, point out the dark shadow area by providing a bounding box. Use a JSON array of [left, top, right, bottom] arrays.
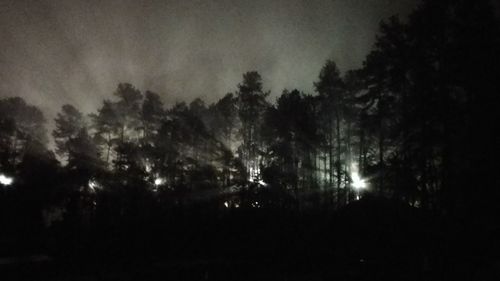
[[1, 197, 499, 280]]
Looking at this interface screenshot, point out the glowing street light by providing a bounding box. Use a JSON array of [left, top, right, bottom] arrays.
[[0, 174, 14, 186]]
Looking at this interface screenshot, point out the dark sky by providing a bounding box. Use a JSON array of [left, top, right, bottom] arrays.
[[0, 0, 416, 120]]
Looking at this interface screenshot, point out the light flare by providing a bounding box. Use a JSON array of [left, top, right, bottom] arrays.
[[350, 163, 367, 190], [351, 171, 367, 190], [154, 178, 165, 186], [0, 174, 13, 186]]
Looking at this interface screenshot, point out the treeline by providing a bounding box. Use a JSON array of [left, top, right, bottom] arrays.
[[1, 0, 499, 244]]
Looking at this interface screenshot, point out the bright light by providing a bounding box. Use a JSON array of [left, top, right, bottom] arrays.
[[258, 180, 267, 186], [154, 178, 164, 186], [224, 201, 229, 208], [248, 165, 260, 181], [350, 162, 367, 190], [0, 174, 13, 186], [88, 180, 100, 191], [351, 171, 367, 190]]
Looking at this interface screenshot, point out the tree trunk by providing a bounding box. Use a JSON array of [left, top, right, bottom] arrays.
[[106, 132, 111, 166], [335, 112, 342, 205]]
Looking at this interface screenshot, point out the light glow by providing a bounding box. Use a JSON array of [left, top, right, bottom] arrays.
[[248, 165, 260, 181], [88, 180, 100, 191], [154, 178, 164, 186], [0, 174, 13, 186], [351, 171, 367, 190], [145, 163, 152, 173], [350, 163, 367, 190]]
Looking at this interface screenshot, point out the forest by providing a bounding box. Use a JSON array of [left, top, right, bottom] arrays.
[[1, 0, 499, 280]]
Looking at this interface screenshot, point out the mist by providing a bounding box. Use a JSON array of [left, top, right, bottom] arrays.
[[0, 0, 416, 119]]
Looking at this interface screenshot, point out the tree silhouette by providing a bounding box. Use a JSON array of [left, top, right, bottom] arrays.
[[0, 97, 48, 170], [315, 60, 349, 205], [91, 100, 120, 166], [262, 89, 319, 205], [53, 104, 85, 162], [236, 71, 269, 182]]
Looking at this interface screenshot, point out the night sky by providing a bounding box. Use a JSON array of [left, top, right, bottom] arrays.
[[0, 0, 416, 121]]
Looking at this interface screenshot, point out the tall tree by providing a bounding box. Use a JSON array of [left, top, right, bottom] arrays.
[[66, 128, 103, 174], [53, 104, 85, 162], [141, 90, 164, 141], [315, 60, 346, 204], [262, 89, 319, 203], [91, 100, 120, 166], [236, 71, 269, 181], [113, 83, 143, 143], [207, 93, 239, 186], [140, 91, 165, 179], [0, 97, 48, 170], [91, 83, 143, 171], [208, 93, 238, 149]]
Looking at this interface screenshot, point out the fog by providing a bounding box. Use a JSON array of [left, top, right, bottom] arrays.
[[0, 0, 416, 119]]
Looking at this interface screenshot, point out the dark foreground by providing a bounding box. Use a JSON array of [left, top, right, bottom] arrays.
[[1, 198, 499, 281]]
